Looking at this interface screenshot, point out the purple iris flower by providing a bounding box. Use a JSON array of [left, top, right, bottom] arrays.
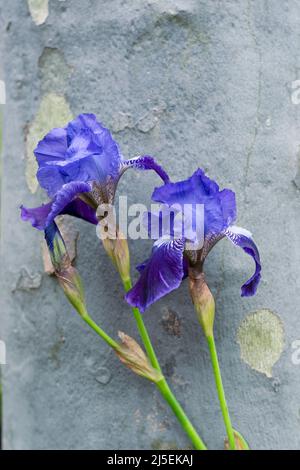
[[21, 113, 169, 230], [126, 168, 261, 312]]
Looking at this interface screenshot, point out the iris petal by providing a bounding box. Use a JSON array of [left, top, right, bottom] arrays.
[[21, 181, 96, 230], [126, 238, 185, 312], [225, 225, 261, 296], [34, 127, 68, 167], [152, 169, 236, 237], [66, 113, 105, 140], [62, 199, 98, 225], [20, 201, 52, 230], [123, 155, 170, 183], [35, 114, 122, 196], [152, 168, 220, 205]]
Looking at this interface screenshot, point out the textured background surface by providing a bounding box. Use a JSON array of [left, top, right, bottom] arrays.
[[1, 0, 300, 450]]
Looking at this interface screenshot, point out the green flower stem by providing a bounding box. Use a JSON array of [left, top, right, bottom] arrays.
[[81, 310, 120, 350], [206, 334, 236, 450], [123, 278, 207, 451], [81, 301, 206, 450], [156, 378, 207, 450], [123, 279, 161, 372]]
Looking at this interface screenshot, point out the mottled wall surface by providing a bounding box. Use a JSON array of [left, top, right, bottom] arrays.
[[1, 0, 300, 450]]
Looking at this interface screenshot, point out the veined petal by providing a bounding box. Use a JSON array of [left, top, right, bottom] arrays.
[[21, 181, 95, 230], [225, 225, 261, 296], [123, 155, 170, 183], [126, 238, 185, 312]]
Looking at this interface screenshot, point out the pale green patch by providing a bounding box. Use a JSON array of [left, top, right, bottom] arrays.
[[25, 93, 72, 193], [39, 48, 71, 95], [237, 309, 284, 378], [27, 0, 49, 26]]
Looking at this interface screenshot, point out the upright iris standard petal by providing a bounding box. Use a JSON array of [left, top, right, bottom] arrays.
[[126, 238, 185, 312], [123, 155, 170, 184], [225, 226, 261, 297], [21, 181, 96, 230], [66, 113, 106, 140], [34, 127, 68, 166], [35, 113, 122, 196], [152, 168, 220, 206], [152, 169, 236, 237]]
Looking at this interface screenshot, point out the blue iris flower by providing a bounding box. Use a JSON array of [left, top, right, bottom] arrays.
[[126, 168, 261, 312], [21, 113, 169, 230]]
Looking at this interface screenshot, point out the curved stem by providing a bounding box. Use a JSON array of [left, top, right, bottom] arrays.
[[207, 334, 236, 450], [123, 278, 206, 450], [156, 378, 207, 450]]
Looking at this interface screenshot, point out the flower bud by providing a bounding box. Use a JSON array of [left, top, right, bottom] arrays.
[[188, 269, 215, 338], [56, 266, 86, 317], [224, 430, 250, 450], [101, 228, 130, 284], [116, 332, 163, 383], [45, 222, 87, 317]]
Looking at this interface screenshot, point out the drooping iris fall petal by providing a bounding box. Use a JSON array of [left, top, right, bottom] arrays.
[[225, 226, 261, 297], [21, 181, 96, 230], [126, 238, 185, 312]]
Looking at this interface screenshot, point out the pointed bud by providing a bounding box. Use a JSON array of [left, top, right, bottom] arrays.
[[101, 228, 130, 284], [188, 269, 215, 338], [224, 430, 250, 450], [45, 222, 87, 317], [116, 332, 163, 383]]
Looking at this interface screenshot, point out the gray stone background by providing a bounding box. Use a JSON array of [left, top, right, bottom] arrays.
[[0, 0, 300, 450]]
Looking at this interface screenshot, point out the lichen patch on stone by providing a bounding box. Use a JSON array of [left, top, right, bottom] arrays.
[[39, 48, 71, 95], [25, 93, 72, 193], [27, 0, 49, 26], [237, 309, 284, 378]]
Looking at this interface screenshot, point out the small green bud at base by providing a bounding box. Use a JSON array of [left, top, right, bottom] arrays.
[[188, 269, 215, 338], [102, 228, 130, 284], [224, 430, 250, 450], [116, 332, 163, 383]]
